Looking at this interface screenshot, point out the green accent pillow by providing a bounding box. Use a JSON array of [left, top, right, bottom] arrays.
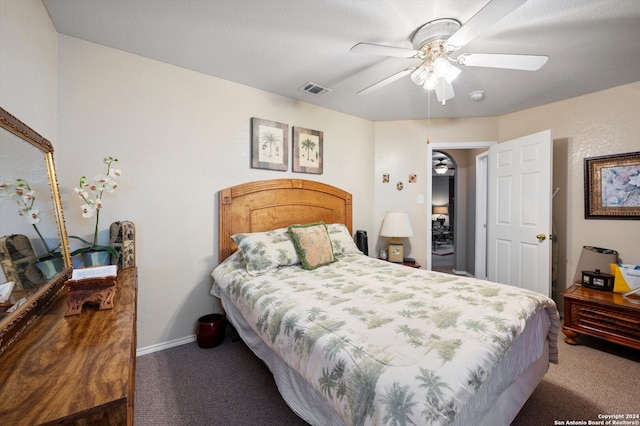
[[288, 222, 336, 270]]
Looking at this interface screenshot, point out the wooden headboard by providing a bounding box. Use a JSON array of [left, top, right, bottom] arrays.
[[218, 179, 352, 262]]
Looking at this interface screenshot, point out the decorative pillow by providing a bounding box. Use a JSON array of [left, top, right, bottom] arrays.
[[231, 227, 299, 276], [288, 222, 336, 270], [326, 223, 362, 256]]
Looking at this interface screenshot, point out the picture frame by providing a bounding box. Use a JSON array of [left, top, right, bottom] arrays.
[[584, 151, 640, 219], [292, 126, 323, 174], [251, 117, 288, 171]]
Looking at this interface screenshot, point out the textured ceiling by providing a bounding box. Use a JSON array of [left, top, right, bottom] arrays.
[[43, 0, 640, 121]]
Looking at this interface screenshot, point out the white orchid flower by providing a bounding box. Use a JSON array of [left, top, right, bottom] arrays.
[[74, 186, 88, 199], [81, 203, 96, 218], [26, 208, 41, 224], [72, 156, 120, 252], [20, 191, 35, 204], [0, 178, 58, 257], [0, 180, 13, 201], [103, 180, 118, 193]]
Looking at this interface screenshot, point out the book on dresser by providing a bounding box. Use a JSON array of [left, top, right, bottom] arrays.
[[70, 264, 117, 281]]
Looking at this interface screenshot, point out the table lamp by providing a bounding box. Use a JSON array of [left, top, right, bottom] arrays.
[[380, 211, 413, 262], [433, 206, 448, 226]]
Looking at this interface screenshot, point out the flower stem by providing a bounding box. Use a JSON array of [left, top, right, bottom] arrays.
[[93, 208, 100, 248], [32, 223, 53, 255]]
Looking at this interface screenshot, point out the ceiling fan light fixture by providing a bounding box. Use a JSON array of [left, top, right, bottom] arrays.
[[432, 57, 449, 77], [443, 64, 461, 83], [424, 73, 438, 90], [434, 162, 449, 174], [410, 66, 428, 86]]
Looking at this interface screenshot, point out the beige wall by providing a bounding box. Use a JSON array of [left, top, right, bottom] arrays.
[[54, 36, 375, 350], [0, 0, 57, 138], [373, 118, 499, 269]]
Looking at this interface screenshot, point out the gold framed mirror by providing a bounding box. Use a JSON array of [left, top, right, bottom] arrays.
[[0, 107, 72, 355]]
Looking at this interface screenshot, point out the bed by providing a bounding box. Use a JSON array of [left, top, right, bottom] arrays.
[[211, 178, 559, 426]]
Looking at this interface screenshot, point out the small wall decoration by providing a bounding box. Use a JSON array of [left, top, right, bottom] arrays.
[[396, 181, 404, 191], [584, 151, 640, 219], [409, 173, 417, 183], [292, 126, 323, 174], [382, 173, 389, 183], [251, 117, 288, 171]]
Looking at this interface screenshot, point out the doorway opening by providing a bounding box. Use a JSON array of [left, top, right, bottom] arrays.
[[431, 151, 455, 274], [426, 141, 497, 272]]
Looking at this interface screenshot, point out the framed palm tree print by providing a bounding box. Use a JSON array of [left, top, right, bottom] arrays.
[[292, 126, 323, 174], [251, 117, 288, 171]]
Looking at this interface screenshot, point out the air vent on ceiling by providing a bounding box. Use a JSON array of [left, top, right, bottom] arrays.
[[299, 82, 333, 97]]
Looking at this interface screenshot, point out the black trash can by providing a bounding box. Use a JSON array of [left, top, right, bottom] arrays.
[[196, 313, 226, 348]]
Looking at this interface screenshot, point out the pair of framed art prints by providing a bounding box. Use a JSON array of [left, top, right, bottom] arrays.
[[250, 117, 323, 174]]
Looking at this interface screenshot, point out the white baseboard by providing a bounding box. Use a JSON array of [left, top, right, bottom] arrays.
[[136, 334, 196, 356]]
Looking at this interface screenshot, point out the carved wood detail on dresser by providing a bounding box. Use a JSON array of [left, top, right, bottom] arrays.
[[0, 267, 138, 425], [562, 283, 640, 350]]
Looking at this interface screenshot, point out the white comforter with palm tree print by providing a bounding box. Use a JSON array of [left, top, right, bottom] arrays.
[[212, 253, 559, 426]]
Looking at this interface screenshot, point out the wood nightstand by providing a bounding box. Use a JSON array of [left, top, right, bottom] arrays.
[[561, 283, 640, 350], [380, 259, 422, 269]]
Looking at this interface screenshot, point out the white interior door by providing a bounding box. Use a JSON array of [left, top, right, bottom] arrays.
[[487, 130, 553, 297]]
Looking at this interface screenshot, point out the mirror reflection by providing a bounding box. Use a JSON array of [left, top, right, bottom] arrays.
[[0, 107, 71, 354]]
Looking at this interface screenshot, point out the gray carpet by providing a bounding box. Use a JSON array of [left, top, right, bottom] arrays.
[[135, 326, 639, 425], [432, 244, 455, 256]]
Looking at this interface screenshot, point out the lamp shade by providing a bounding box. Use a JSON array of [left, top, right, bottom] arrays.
[[433, 206, 448, 215], [380, 212, 414, 238]]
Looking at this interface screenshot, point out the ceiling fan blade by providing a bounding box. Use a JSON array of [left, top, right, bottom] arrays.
[[357, 68, 412, 95], [457, 53, 548, 70], [434, 80, 455, 103], [446, 0, 527, 50], [350, 42, 421, 58]]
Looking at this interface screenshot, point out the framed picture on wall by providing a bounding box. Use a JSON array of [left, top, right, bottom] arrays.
[[584, 151, 640, 219], [292, 126, 323, 174], [251, 117, 288, 171]]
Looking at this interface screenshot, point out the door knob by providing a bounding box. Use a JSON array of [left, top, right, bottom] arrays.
[[536, 233, 546, 241]]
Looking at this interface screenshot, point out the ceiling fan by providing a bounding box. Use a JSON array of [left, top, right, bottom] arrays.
[[351, 0, 548, 104], [433, 157, 454, 174]]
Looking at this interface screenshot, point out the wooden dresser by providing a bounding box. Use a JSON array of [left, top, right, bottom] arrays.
[[562, 283, 640, 350], [0, 267, 137, 425]]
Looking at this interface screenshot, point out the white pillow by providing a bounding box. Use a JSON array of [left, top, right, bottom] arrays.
[[231, 227, 299, 276], [326, 223, 362, 256]]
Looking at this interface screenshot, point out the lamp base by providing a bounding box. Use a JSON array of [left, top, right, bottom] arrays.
[[388, 241, 404, 263]]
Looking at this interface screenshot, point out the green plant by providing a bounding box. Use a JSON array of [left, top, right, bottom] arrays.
[[0, 178, 61, 261], [69, 156, 121, 258]]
